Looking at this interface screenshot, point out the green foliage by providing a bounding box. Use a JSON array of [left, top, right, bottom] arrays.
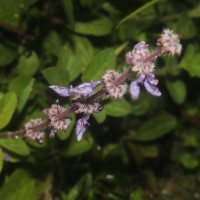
[[0, 44, 16, 67], [0, 169, 38, 200], [0, 92, 17, 129], [82, 48, 116, 82], [0, 0, 200, 199], [65, 134, 94, 156], [105, 99, 131, 117], [0, 139, 30, 156], [166, 80, 186, 104], [134, 114, 177, 141]]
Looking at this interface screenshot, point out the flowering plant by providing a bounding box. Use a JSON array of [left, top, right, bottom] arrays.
[[0, 29, 182, 143]]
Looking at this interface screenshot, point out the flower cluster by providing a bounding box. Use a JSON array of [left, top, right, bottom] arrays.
[[102, 69, 127, 99], [43, 104, 71, 137], [24, 118, 44, 143], [23, 28, 182, 142]]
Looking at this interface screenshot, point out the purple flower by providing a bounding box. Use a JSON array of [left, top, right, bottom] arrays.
[[130, 74, 161, 100], [50, 81, 101, 97], [144, 74, 161, 96], [76, 114, 90, 141], [125, 41, 156, 75]]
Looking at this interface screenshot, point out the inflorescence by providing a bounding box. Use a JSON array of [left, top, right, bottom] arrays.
[[22, 28, 182, 143]]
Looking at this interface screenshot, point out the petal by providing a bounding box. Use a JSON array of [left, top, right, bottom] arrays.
[[144, 79, 161, 96], [49, 85, 72, 97], [76, 115, 90, 141], [136, 73, 146, 83], [130, 81, 140, 100]]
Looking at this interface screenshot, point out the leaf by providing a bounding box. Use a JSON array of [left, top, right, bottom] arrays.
[[0, 0, 22, 26], [174, 15, 197, 39], [17, 52, 39, 77], [75, 17, 112, 36], [0, 92, 17, 129], [60, 0, 75, 28], [166, 80, 187, 104], [43, 31, 62, 57], [57, 44, 81, 81], [0, 169, 38, 200], [0, 148, 3, 172], [65, 134, 94, 156], [0, 44, 16, 67], [130, 189, 145, 200], [22, 0, 38, 10], [135, 114, 177, 141], [72, 36, 94, 66], [180, 45, 200, 77], [179, 153, 199, 169], [82, 48, 116, 82], [0, 139, 30, 156], [42, 67, 69, 86], [9, 76, 35, 112], [104, 99, 131, 117], [116, 0, 160, 29], [62, 173, 92, 200], [93, 109, 106, 123]]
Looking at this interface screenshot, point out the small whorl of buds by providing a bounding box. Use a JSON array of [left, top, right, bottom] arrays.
[[43, 104, 71, 136], [125, 41, 155, 75], [24, 118, 44, 143], [102, 69, 127, 99], [157, 28, 182, 56], [73, 102, 102, 114]]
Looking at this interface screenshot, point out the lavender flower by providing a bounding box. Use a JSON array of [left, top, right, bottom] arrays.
[[76, 114, 90, 141], [130, 74, 161, 100], [157, 28, 182, 56], [125, 41, 156, 75], [50, 81, 101, 97]]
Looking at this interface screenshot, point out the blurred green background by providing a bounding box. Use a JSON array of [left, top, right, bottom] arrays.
[[0, 0, 200, 199]]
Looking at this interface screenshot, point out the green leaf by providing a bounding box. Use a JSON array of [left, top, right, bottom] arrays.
[[0, 92, 17, 129], [0, 169, 38, 200], [62, 173, 92, 200], [116, 0, 160, 29], [0, 0, 22, 26], [104, 99, 131, 117], [179, 153, 199, 169], [57, 44, 81, 81], [60, 0, 75, 28], [9, 76, 35, 112], [42, 67, 69, 86], [43, 31, 62, 57], [65, 134, 94, 156], [0, 44, 16, 67], [82, 48, 116, 82], [22, 0, 38, 10], [0, 148, 3, 172], [180, 45, 200, 77], [75, 17, 112, 36], [130, 189, 145, 200], [135, 114, 177, 141], [0, 139, 30, 156], [72, 36, 94, 66], [166, 80, 187, 104], [174, 15, 197, 39], [93, 109, 106, 123], [17, 52, 39, 77]]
